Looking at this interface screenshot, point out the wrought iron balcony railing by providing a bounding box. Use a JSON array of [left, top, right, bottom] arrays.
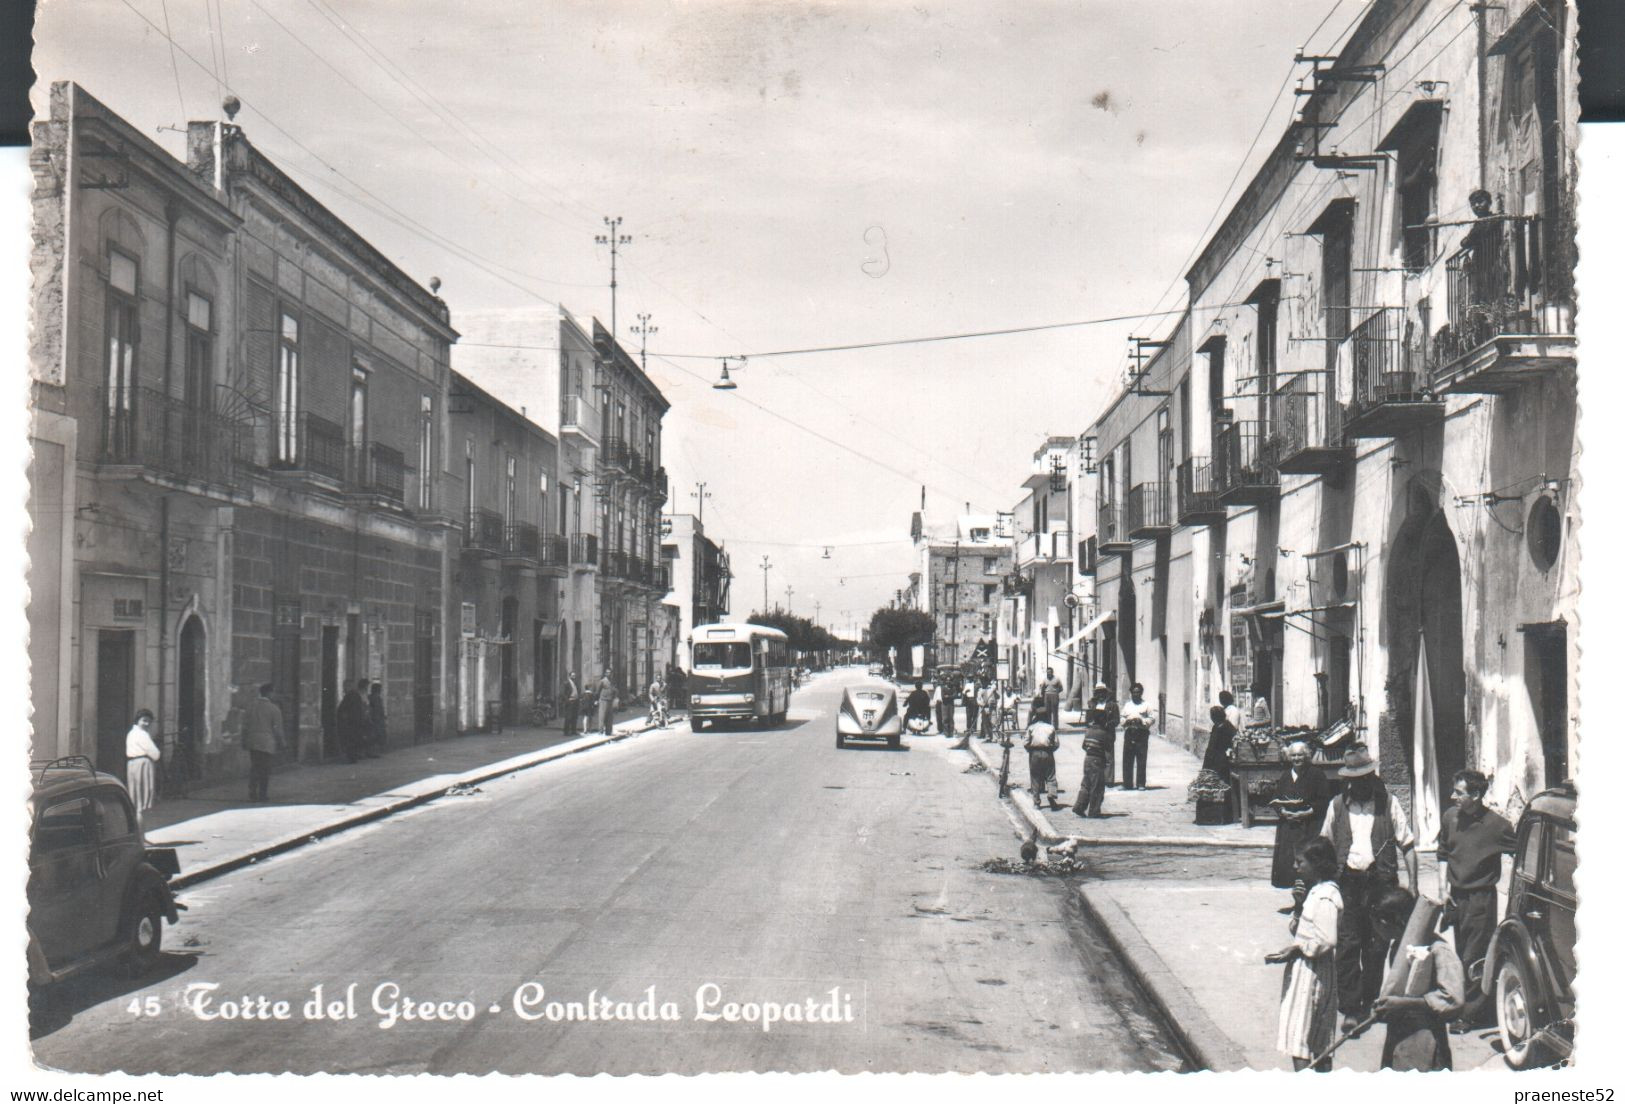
[[1343, 307, 1441, 437], [1213, 420, 1279, 504], [98, 385, 244, 492], [1271, 372, 1350, 474], [569, 532, 598, 567], [560, 394, 600, 441], [505, 521, 540, 561], [1430, 213, 1576, 392], [1126, 482, 1172, 539], [1098, 503, 1129, 552], [269, 411, 347, 481], [601, 437, 630, 473], [538, 534, 569, 569], [354, 441, 406, 504], [465, 507, 506, 555], [1175, 457, 1225, 525]]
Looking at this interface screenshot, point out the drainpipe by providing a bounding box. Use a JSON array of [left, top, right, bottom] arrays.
[[156, 200, 179, 754], [1473, 3, 1489, 190]]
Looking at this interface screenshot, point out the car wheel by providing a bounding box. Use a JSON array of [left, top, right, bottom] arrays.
[[123, 888, 165, 976], [887, 734, 900, 749], [1496, 951, 1547, 1069], [836, 730, 846, 748]]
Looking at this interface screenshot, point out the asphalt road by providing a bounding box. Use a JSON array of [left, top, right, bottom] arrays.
[[31, 670, 1185, 1075]]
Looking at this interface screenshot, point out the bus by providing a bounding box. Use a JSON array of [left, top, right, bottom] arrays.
[[687, 622, 793, 730]]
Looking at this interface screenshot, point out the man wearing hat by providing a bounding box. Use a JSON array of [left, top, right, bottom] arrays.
[[1319, 743, 1418, 1032], [1073, 683, 1119, 817]]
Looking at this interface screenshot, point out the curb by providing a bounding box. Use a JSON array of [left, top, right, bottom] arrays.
[[1075, 885, 1253, 1072], [964, 736, 1275, 850], [171, 719, 666, 890]]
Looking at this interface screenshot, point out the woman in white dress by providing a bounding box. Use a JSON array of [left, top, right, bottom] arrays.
[[1269, 835, 1342, 1070], [125, 709, 161, 836]]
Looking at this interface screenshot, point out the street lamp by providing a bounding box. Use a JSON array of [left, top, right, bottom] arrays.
[[713, 358, 738, 391]]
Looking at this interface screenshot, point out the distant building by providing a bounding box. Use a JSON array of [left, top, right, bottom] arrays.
[[661, 513, 732, 670], [910, 512, 1011, 676]]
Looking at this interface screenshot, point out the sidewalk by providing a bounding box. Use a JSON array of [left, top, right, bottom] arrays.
[[952, 712, 1506, 1071], [144, 708, 668, 889]]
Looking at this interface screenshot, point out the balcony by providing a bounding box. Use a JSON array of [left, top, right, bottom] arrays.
[[1016, 528, 1070, 567], [600, 437, 630, 474], [1098, 504, 1130, 555], [97, 385, 245, 497], [1213, 421, 1279, 505], [1077, 535, 1099, 577], [538, 533, 569, 571], [569, 532, 598, 570], [1342, 307, 1442, 438], [1175, 458, 1226, 526], [1430, 214, 1576, 394], [602, 547, 629, 580], [1126, 482, 1172, 539], [1271, 373, 1352, 474], [654, 563, 672, 591], [560, 394, 600, 445], [270, 411, 347, 483], [503, 521, 540, 564], [350, 441, 407, 506], [463, 507, 505, 556]]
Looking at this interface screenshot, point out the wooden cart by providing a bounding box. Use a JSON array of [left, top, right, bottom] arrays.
[[1229, 728, 1346, 829]]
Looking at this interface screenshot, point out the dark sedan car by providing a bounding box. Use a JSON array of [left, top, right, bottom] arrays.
[[835, 685, 902, 749], [1484, 782, 1575, 1068], [27, 757, 182, 986]]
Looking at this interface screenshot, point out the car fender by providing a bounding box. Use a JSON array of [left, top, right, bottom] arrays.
[[1485, 918, 1552, 1017], [26, 927, 52, 986], [120, 864, 180, 932]]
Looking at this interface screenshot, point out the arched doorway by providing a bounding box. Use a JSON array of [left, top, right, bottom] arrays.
[[177, 616, 206, 782], [1385, 501, 1467, 830]]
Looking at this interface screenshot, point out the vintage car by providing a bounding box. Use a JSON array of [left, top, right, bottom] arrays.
[[27, 757, 182, 986], [835, 684, 902, 749], [1485, 781, 1575, 1068]]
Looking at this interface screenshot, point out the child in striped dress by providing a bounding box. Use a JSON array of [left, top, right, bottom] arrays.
[[1268, 836, 1343, 1070]]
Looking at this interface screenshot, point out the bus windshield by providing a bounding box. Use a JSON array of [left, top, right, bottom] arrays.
[[694, 642, 753, 669]]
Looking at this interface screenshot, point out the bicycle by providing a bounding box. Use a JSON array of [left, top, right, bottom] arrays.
[[526, 696, 558, 726]]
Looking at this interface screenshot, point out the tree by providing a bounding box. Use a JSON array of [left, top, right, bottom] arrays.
[[867, 608, 935, 657]]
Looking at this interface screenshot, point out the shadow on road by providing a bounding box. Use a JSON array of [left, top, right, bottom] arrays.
[[30, 951, 199, 1041]]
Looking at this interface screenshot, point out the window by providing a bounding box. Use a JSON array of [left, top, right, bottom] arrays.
[[1551, 824, 1574, 896], [1311, 201, 1355, 371], [275, 312, 300, 463], [418, 396, 434, 511], [349, 365, 368, 450], [93, 791, 134, 840], [33, 797, 93, 855], [693, 642, 751, 669], [465, 439, 475, 520], [983, 556, 998, 575], [104, 250, 139, 450], [970, 527, 990, 542], [184, 291, 212, 410], [1516, 819, 1545, 882], [1249, 281, 1280, 430], [983, 583, 997, 603], [538, 472, 550, 533], [505, 456, 517, 524]]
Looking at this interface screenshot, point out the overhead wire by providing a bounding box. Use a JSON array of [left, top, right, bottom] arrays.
[[157, 0, 188, 121]]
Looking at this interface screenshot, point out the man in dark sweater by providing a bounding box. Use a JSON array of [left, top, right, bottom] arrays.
[[1437, 768, 1515, 1028]]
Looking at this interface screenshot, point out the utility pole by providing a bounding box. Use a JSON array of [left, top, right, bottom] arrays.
[[760, 555, 772, 616], [632, 312, 657, 372], [814, 600, 821, 626], [692, 481, 712, 526], [595, 216, 632, 340], [786, 585, 795, 614]]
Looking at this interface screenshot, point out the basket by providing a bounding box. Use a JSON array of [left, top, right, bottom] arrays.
[[1195, 799, 1232, 826]]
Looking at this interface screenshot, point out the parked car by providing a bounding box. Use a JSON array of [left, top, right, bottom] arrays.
[[835, 684, 902, 749], [1485, 781, 1575, 1068], [27, 756, 182, 986]]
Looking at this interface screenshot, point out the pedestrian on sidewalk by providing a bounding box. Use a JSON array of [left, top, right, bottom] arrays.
[[1084, 682, 1119, 787], [245, 683, 283, 803], [1437, 769, 1514, 1030], [125, 709, 161, 836], [964, 678, 981, 734], [1024, 696, 1063, 810], [977, 681, 996, 740], [1370, 886, 1467, 1070], [1040, 667, 1064, 726], [337, 680, 373, 762], [1268, 836, 1342, 1072], [1270, 739, 1330, 915], [1319, 744, 1418, 1032], [648, 672, 668, 727], [367, 680, 389, 755], [596, 672, 616, 734], [1120, 683, 1153, 790], [562, 671, 580, 736]]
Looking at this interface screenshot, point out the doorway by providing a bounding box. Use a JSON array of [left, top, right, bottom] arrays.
[[500, 597, 518, 725], [95, 630, 135, 780], [320, 625, 339, 758], [1524, 622, 1569, 787], [176, 617, 205, 782]]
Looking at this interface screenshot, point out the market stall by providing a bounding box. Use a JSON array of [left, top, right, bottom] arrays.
[[1229, 719, 1354, 828]]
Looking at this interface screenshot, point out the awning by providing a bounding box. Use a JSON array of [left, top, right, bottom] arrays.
[[1053, 609, 1114, 656]]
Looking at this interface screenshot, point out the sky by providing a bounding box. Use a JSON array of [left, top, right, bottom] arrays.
[[35, 0, 1365, 636]]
